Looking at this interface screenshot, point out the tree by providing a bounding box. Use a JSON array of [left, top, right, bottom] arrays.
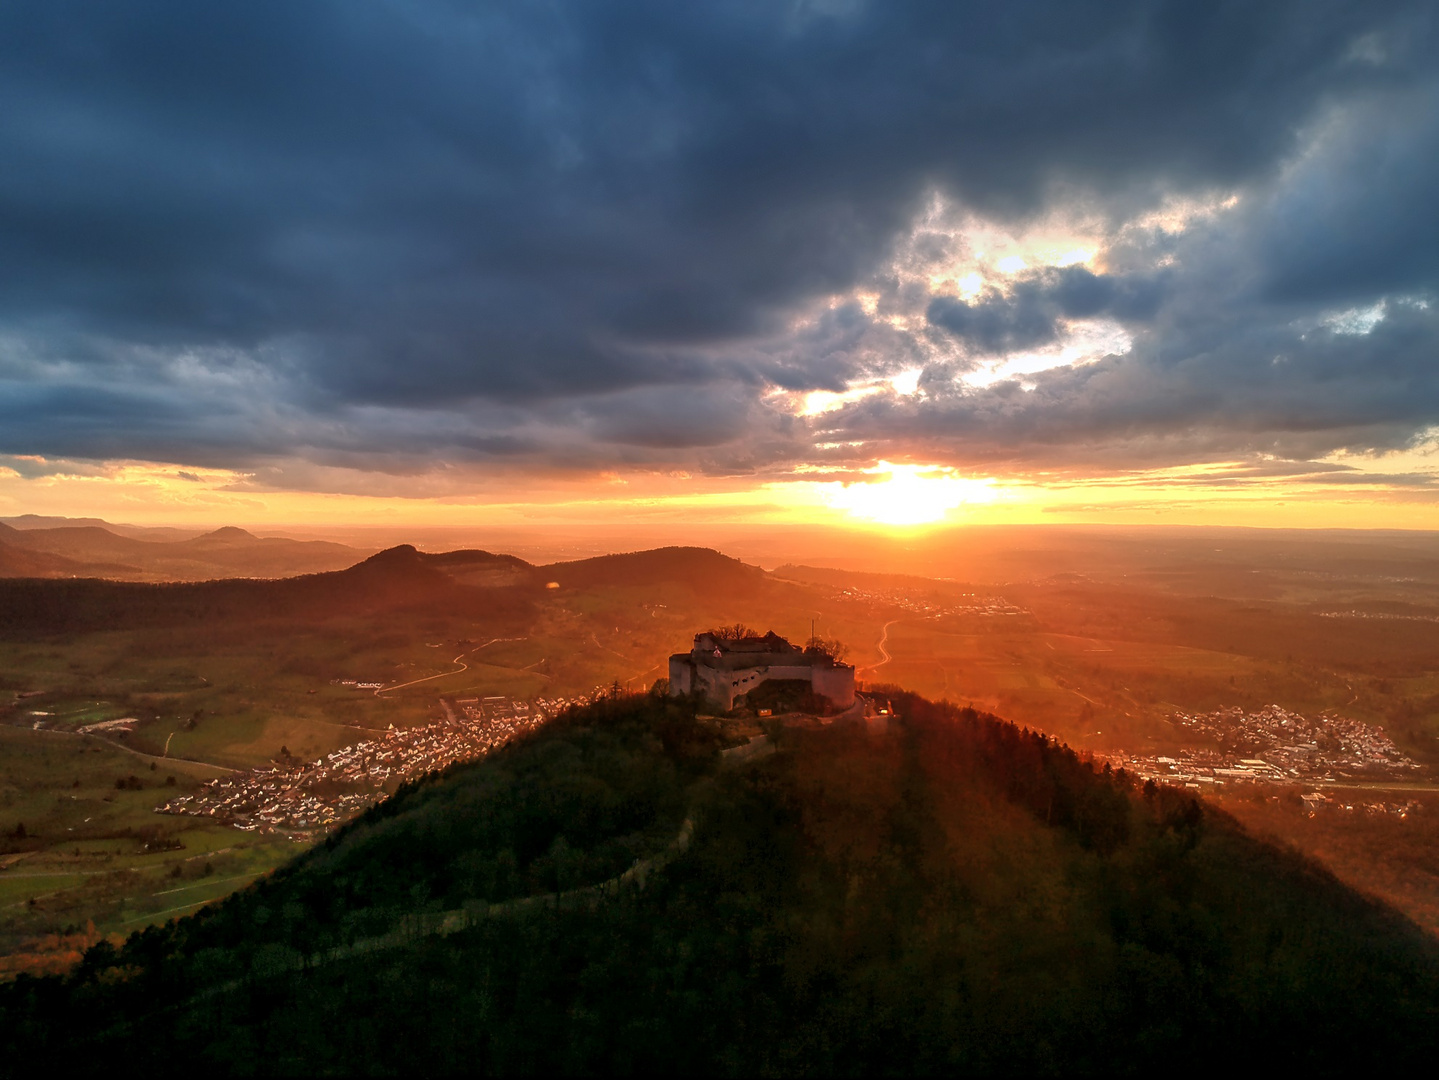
[[707, 623, 756, 641], [806, 636, 849, 662]]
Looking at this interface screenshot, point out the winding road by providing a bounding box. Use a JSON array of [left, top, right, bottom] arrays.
[[375, 637, 528, 696], [862, 620, 899, 675]]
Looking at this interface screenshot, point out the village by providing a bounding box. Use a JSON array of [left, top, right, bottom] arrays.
[[828, 585, 1029, 619], [157, 689, 609, 837], [1103, 704, 1425, 815]]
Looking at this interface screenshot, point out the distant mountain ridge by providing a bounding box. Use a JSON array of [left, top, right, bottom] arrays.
[[0, 514, 203, 542], [0, 542, 769, 635], [0, 519, 367, 581]]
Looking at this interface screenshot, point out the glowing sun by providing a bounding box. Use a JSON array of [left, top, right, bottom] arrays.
[[827, 463, 996, 526]]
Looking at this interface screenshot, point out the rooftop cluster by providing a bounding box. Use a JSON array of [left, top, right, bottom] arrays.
[[829, 587, 1028, 619], [1106, 705, 1423, 791], [157, 697, 564, 837]]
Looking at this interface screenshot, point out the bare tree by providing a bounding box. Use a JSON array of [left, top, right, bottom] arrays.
[[707, 623, 757, 641]]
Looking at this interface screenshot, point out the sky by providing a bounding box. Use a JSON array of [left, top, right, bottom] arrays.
[[2, 1, 1438, 530]]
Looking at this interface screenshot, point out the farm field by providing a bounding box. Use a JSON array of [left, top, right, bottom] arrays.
[[0, 722, 300, 975]]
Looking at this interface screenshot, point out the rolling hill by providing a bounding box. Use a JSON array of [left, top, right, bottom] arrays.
[[0, 544, 536, 637], [0, 544, 769, 637], [540, 545, 766, 596]]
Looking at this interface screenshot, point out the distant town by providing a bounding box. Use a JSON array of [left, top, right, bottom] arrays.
[[829, 586, 1029, 619], [158, 689, 611, 837], [1319, 610, 1439, 624], [1104, 705, 1425, 815]]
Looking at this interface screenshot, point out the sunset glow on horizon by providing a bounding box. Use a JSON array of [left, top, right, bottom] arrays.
[[6, 449, 1439, 534]]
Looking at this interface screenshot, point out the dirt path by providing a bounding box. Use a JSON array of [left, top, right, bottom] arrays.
[[65, 729, 240, 775], [130, 756, 773, 1016], [178, 813, 698, 1006]]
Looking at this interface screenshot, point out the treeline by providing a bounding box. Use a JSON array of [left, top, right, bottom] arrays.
[[3, 691, 1438, 1073]]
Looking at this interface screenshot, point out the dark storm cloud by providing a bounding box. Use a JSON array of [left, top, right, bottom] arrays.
[[0, 0, 1436, 477], [1258, 82, 1439, 304], [927, 268, 1166, 354], [826, 296, 1439, 469]]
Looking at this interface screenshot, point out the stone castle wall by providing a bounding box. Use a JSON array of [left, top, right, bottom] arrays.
[[669, 648, 854, 712]]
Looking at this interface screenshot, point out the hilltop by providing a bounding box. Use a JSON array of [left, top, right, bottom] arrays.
[[4, 690, 1437, 1072], [540, 545, 765, 596]]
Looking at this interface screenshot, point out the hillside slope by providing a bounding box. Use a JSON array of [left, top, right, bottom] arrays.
[[4, 692, 1436, 1072], [0, 536, 131, 579]]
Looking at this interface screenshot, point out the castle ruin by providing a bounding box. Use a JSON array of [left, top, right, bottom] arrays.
[[668, 630, 855, 712]]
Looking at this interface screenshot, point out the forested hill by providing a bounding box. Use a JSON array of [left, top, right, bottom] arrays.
[[541, 545, 765, 596], [4, 691, 1439, 1072], [0, 545, 535, 636]]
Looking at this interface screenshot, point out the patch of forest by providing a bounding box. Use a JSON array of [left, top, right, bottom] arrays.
[[3, 691, 1438, 1073]]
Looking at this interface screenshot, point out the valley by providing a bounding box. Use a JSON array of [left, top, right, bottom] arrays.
[[5, 523, 1439, 974]]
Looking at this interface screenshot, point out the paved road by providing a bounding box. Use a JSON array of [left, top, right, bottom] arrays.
[[376, 636, 528, 696], [861, 620, 899, 675]]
